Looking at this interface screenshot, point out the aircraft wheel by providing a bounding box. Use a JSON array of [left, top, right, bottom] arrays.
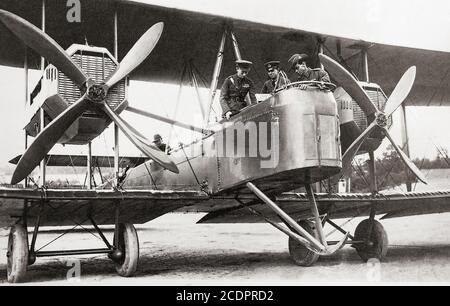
[[353, 219, 388, 262], [7, 224, 29, 283], [113, 223, 139, 277], [288, 220, 320, 267]]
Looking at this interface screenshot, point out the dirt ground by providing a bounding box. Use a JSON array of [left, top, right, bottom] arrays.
[[1, 212, 450, 285]]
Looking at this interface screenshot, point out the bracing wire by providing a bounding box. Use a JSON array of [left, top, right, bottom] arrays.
[[168, 62, 188, 144]]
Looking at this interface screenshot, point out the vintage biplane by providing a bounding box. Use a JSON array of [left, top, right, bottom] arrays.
[[0, 0, 450, 283]]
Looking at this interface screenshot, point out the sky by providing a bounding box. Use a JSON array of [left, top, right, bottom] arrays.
[[0, 0, 450, 172]]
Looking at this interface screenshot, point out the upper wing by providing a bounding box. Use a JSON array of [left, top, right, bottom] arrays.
[[0, 0, 449, 106], [0, 187, 208, 227], [197, 191, 450, 223], [342, 43, 450, 106]]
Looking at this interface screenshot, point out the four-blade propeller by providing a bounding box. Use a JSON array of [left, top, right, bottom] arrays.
[[319, 54, 427, 185], [0, 10, 178, 185]]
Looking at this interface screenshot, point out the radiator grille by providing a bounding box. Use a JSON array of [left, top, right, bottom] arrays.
[[58, 51, 126, 111], [352, 86, 392, 130]]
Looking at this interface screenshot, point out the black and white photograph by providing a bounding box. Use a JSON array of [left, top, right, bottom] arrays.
[[0, 0, 449, 289]]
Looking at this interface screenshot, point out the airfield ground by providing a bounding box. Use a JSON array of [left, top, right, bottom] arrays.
[[0, 212, 450, 285]]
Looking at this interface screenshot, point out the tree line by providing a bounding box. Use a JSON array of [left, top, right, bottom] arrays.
[[350, 145, 450, 192]]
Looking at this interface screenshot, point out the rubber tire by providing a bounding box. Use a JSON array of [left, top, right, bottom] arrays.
[[288, 220, 320, 267], [353, 219, 388, 262], [7, 225, 29, 283], [114, 223, 139, 277]]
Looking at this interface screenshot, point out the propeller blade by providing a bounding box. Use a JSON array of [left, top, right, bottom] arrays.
[[11, 96, 89, 185], [382, 129, 427, 184], [105, 22, 164, 89], [99, 102, 179, 174], [341, 121, 378, 177], [319, 54, 378, 115], [0, 10, 88, 87], [383, 66, 416, 117]]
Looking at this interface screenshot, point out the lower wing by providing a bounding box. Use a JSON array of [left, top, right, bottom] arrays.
[[197, 191, 450, 223]]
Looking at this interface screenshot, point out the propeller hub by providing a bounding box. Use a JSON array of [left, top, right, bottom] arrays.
[[87, 84, 107, 103], [375, 112, 388, 128]]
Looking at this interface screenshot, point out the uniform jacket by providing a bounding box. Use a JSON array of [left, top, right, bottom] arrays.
[[297, 68, 331, 83], [220, 74, 257, 117], [261, 74, 291, 94]]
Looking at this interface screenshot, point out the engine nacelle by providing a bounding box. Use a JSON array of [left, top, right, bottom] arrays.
[[24, 44, 128, 145]]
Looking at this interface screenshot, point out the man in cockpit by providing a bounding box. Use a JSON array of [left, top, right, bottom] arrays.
[[261, 60, 290, 94], [288, 53, 330, 85], [220, 60, 257, 120], [153, 134, 171, 154]]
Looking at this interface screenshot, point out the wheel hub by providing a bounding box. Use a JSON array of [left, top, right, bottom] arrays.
[[365, 241, 375, 247], [109, 249, 124, 263]]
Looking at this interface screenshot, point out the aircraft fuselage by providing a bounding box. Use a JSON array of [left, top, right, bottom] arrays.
[[23, 42, 390, 196], [123, 86, 343, 196]]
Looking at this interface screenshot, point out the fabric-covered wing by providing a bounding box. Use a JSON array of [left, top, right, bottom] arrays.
[[1, 0, 449, 106], [197, 191, 450, 223], [0, 0, 316, 90], [341, 43, 450, 106], [0, 187, 209, 227], [2, 186, 450, 228]]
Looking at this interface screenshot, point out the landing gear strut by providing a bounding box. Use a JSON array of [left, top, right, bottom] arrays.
[[246, 182, 350, 266], [5, 200, 140, 283], [352, 151, 388, 262]]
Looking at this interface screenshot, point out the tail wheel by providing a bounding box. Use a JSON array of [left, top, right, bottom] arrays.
[[353, 219, 388, 262], [7, 224, 29, 283], [288, 220, 320, 267], [113, 223, 139, 277]]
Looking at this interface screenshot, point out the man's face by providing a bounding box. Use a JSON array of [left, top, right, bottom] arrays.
[[295, 62, 308, 76], [267, 68, 279, 79], [154, 138, 162, 146], [236, 67, 250, 78]]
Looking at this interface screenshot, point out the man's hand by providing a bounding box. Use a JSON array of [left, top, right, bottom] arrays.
[[225, 111, 233, 120]]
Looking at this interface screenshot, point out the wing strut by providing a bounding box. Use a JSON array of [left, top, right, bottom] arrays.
[[205, 29, 227, 127]]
